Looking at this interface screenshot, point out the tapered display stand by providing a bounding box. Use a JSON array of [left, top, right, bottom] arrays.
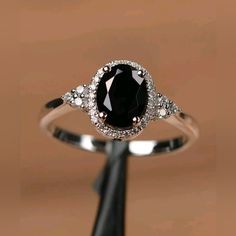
[[40, 98, 199, 236], [92, 140, 129, 236]]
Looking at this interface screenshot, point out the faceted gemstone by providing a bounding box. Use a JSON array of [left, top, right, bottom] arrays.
[[74, 97, 82, 106], [76, 85, 84, 94], [97, 64, 148, 128]]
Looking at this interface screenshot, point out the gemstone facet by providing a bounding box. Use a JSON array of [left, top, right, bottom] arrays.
[[97, 64, 148, 128]]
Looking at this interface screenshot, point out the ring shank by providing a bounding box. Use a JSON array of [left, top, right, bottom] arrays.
[[40, 98, 199, 157]]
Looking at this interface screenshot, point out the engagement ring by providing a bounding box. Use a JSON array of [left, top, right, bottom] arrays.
[[40, 60, 199, 156]]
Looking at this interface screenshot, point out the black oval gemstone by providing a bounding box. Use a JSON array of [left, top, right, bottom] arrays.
[[97, 64, 148, 128]]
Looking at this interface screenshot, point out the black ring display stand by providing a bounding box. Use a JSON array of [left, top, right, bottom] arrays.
[[40, 98, 198, 235], [92, 140, 129, 236]]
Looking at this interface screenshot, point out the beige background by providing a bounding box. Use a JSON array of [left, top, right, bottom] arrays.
[[2, 0, 234, 235]]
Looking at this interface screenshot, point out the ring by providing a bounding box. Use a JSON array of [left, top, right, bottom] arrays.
[[40, 60, 199, 157]]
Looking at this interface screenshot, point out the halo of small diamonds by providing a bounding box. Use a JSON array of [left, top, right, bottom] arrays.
[[88, 60, 156, 139], [62, 60, 181, 140]]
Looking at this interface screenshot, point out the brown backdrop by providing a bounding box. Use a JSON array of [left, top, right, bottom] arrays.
[[1, 0, 234, 235]]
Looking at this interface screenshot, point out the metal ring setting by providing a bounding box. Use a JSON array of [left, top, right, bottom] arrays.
[[61, 60, 181, 140], [40, 60, 199, 156]]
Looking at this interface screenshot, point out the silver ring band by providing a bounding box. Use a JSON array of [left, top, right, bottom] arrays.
[[40, 98, 199, 157]]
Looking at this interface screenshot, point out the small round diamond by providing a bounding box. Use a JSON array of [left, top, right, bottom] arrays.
[[76, 86, 84, 94], [159, 108, 167, 117], [63, 92, 72, 102], [94, 76, 100, 82], [91, 116, 98, 124], [90, 84, 96, 90], [74, 98, 82, 106]]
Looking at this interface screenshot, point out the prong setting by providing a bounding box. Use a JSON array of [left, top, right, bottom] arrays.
[[137, 70, 145, 77], [103, 66, 110, 73], [98, 112, 107, 122], [132, 116, 141, 126]]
